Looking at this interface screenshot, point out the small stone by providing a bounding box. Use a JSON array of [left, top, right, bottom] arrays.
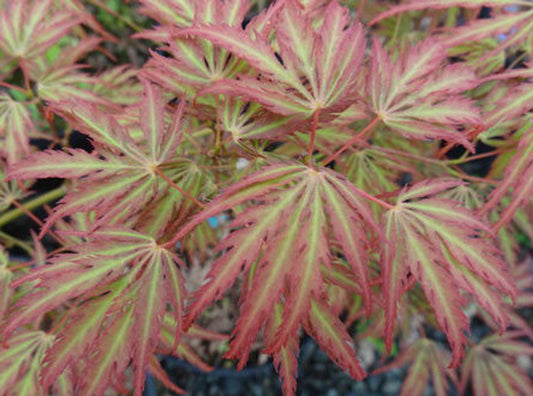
[[383, 380, 402, 395], [327, 389, 339, 396]]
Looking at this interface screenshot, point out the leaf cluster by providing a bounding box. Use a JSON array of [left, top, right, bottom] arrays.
[[0, 0, 533, 395]]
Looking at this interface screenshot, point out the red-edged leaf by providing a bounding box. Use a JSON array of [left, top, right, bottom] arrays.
[[482, 123, 533, 230], [374, 338, 455, 396], [0, 331, 52, 395], [366, 39, 480, 149], [461, 332, 533, 396], [5, 229, 186, 396], [8, 82, 198, 236], [382, 179, 515, 366], [171, 162, 376, 375], [370, 0, 523, 26], [304, 299, 366, 381], [174, 0, 366, 118], [264, 304, 300, 396], [0, 0, 81, 59], [0, 93, 33, 164]]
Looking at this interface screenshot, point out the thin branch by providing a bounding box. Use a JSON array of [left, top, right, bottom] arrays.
[[352, 185, 394, 210], [10, 197, 64, 245], [308, 109, 321, 163], [0, 81, 26, 94], [321, 116, 380, 166], [154, 167, 206, 208], [436, 125, 485, 159], [445, 148, 506, 165]]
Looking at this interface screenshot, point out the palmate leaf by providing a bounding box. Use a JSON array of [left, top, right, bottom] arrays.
[[7, 81, 190, 235], [382, 179, 516, 366], [139, 0, 249, 100], [480, 258, 533, 339], [460, 332, 533, 396], [264, 303, 299, 396], [371, 0, 533, 54], [485, 82, 533, 129], [168, 161, 376, 385], [369, 0, 526, 26], [142, 35, 246, 99], [218, 97, 295, 141], [89, 66, 141, 106], [482, 122, 533, 230], [0, 331, 52, 396], [0, 92, 33, 164], [374, 338, 456, 396], [343, 147, 412, 195], [0, 161, 25, 211], [34, 65, 112, 108], [0, 245, 12, 320], [367, 38, 480, 148], [175, 0, 365, 119], [5, 228, 185, 396], [0, 0, 81, 60], [139, 0, 196, 27], [139, 0, 248, 30]]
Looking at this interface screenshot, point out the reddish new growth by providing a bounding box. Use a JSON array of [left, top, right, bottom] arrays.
[[0, 1, 532, 396]]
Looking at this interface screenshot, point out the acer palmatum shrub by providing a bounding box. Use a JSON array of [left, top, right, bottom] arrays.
[[1, 0, 533, 395]]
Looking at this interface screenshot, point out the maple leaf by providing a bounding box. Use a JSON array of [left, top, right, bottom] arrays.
[[460, 331, 533, 396], [480, 118, 533, 231], [480, 258, 533, 339], [371, 1, 533, 58], [484, 80, 533, 130], [139, 0, 249, 100], [173, 0, 365, 119], [0, 246, 12, 321], [381, 179, 516, 366], [7, 80, 197, 236], [343, 147, 413, 195], [5, 228, 185, 396], [0, 161, 25, 211], [165, 161, 377, 385], [0, 331, 52, 396], [139, 0, 249, 30], [374, 338, 457, 396], [370, 0, 524, 26], [90, 65, 141, 106], [59, 0, 117, 42], [264, 303, 299, 396], [0, 0, 81, 61], [0, 92, 33, 164], [218, 97, 295, 141], [24, 37, 115, 108], [33, 65, 113, 107], [367, 38, 481, 148]]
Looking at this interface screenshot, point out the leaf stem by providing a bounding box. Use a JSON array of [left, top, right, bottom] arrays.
[[353, 185, 394, 210], [154, 167, 206, 208], [436, 125, 485, 159], [321, 116, 380, 166], [444, 148, 506, 165], [308, 109, 321, 163], [447, 166, 498, 185], [10, 199, 45, 227], [0, 81, 26, 94], [372, 145, 442, 164]]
